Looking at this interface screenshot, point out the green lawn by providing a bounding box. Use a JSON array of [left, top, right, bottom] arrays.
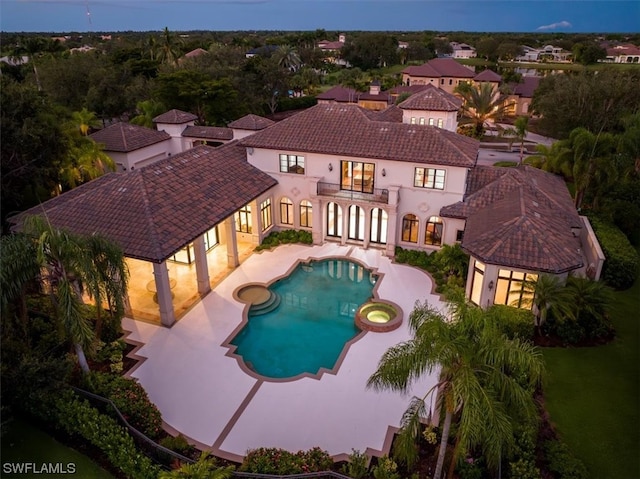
[[1, 417, 115, 479], [542, 273, 640, 479]]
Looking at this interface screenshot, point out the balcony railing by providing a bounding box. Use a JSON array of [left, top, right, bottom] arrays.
[[317, 182, 389, 204]]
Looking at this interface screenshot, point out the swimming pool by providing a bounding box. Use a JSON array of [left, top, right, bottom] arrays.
[[229, 258, 377, 379]]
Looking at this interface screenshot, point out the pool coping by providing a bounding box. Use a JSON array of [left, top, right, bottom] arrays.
[[223, 254, 386, 383]]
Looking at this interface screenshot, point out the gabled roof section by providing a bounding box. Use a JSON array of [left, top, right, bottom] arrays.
[[12, 143, 277, 263], [182, 125, 233, 141], [153, 109, 198, 124], [403, 58, 475, 79], [509, 77, 541, 98], [228, 114, 275, 131], [89, 122, 170, 153], [184, 48, 208, 58], [474, 69, 502, 83], [441, 166, 583, 273], [239, 103, 479, 168], [398, 84, 462, 112], [364, 105, 403, 123], [316, 85, 359, 103]]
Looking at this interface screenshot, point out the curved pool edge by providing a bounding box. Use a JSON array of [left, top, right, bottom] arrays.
[[223, 254, 386, 383]]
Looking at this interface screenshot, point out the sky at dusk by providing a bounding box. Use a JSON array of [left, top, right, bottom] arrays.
[[1, 0, 638, 33]]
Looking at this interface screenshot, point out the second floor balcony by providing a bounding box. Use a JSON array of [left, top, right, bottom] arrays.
[[317, 182, 389, 204]]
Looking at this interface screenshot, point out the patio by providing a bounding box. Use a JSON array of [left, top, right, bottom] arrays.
[[122, 243, 443, 462]]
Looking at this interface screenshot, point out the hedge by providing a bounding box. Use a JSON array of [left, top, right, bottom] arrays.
[[588, 216, 639, 290], [52, 390, 160, 479]]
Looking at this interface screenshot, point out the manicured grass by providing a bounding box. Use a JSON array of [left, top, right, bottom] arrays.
[[542, 273, 640, 479], [1, 417, 115, 479]]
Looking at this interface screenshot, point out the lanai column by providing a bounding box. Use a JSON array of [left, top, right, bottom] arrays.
[[153, 261, 176, 327], [363, 206, 372, 249], [193, 234, 210, 296], [311, 198, 323, 245], [224, 217, 239, 267], [340, 202, 349, 246], [385, 186, 401, 257]]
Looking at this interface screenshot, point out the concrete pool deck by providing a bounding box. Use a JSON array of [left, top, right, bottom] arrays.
[[122, 243, 443, 462]]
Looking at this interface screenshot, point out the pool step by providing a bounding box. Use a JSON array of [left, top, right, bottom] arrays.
[[249, 291, 281, 315]]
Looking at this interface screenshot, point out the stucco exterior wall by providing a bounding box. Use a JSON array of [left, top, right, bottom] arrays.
[[401, 109, 458, 132]]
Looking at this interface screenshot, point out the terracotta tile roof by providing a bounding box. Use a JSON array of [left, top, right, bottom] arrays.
[[397, 84, 462, 111], [363, 105, 403, 123], [606, 44, 640, 56], [316, 85, 359, 103], [473, 69, 502, 83], [89, 122, 170, 153], [239, 103, 479, 168], [389, 85, 429, 96], [509, 77, 541, 98], [403, 58, 475, 79], [182, 125, 233, 141], [228, 114, 275, 131], [184, 48, 208, 58], [441, 166, 583, 273], [358, 90, 390, 102], [11, 143, 277, 263], [152, 109, 198, 124]]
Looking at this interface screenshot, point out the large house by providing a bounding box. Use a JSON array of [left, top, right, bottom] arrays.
[[13, 100, 604, 327], [401, 58, 476, 93], [604, 43, 640, 63]]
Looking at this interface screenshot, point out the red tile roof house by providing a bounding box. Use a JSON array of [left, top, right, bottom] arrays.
[[12, 103, 604, 326], [401, 58, 476, 94]]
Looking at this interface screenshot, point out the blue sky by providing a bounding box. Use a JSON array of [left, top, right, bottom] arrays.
[[1, 0, 638, 33]]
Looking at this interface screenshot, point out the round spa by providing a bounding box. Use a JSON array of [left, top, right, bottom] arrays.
[[355, 300, 403, 333]]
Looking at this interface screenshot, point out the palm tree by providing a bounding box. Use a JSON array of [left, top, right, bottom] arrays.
[[5, 216, 129, 374], [500, 116, 529, 164], [71, 108, 101, 136], [455, 82, 509, 138], [518, 274, 569, 335], [563, 276, 612, 325], [274, 45, 302, 71], [156, 27, 182, 67], [61, 138, 116, 190], [368, 299, 544, 479], [158, 452, 235, 479], [526, 141, 571, 173], [130, 99, 167, 128]]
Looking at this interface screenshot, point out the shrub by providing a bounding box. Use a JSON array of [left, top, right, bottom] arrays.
[[589, 216, 639, 290], [53, 390, 160, 479], [341, 449, 369, 479], [371, 456, 400, 479], [277, 95, 317, 112], [255, 229, 313, 251], [490, 304, 535, 341], [159, 434, 196, 457], [543, 440, 588, 479], [240, 447, 332, 474], [507, 424, 541, 479], [82, 372, 163, 439]]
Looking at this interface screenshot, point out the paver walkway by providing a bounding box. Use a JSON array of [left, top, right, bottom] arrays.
[[122, 243, 443, 461]]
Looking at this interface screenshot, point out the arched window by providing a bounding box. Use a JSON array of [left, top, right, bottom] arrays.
[[370, 208, 388, 244], [300, 200, 312, 228], [327, 202, 342, 237], [348, 205, 365, 240], [402, 214, 419, 243], [425, 216, 443, 246], [280, 197, 293, 225]]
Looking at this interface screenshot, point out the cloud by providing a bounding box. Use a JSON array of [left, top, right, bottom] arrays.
[[537, 20, 572, 31]]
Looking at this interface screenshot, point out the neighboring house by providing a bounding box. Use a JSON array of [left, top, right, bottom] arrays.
[[450, 42, 477, 59], [473, 69, 502, 90], [245, 45, 279, 58], [516, 45, 572, 62], [14, 103, 603, 326], [604, 43, 640, 63], [504, 76, 541, 116], [401, 58, 475, 93], [357, 81, 392, 111], [69, 45, 95, 54], [317, 33, 346, 53], [396, 84, 461, 131], [316, 85, 360, 105], [89, 122, 171, 172]]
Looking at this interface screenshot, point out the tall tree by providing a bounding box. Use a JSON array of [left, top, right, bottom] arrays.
[[368, 299, 544, 479], [455, 82, 509, 138], [274, 45, 302, 71], [71, 108, 101, 136], [341, 33, 400, 70], [3, 216, 129, 374], [156, 27, 183, 67], [501, 116, 530, 164]]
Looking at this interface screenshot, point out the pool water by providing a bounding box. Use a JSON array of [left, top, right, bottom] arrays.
[[230, 259, 377, 379]]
